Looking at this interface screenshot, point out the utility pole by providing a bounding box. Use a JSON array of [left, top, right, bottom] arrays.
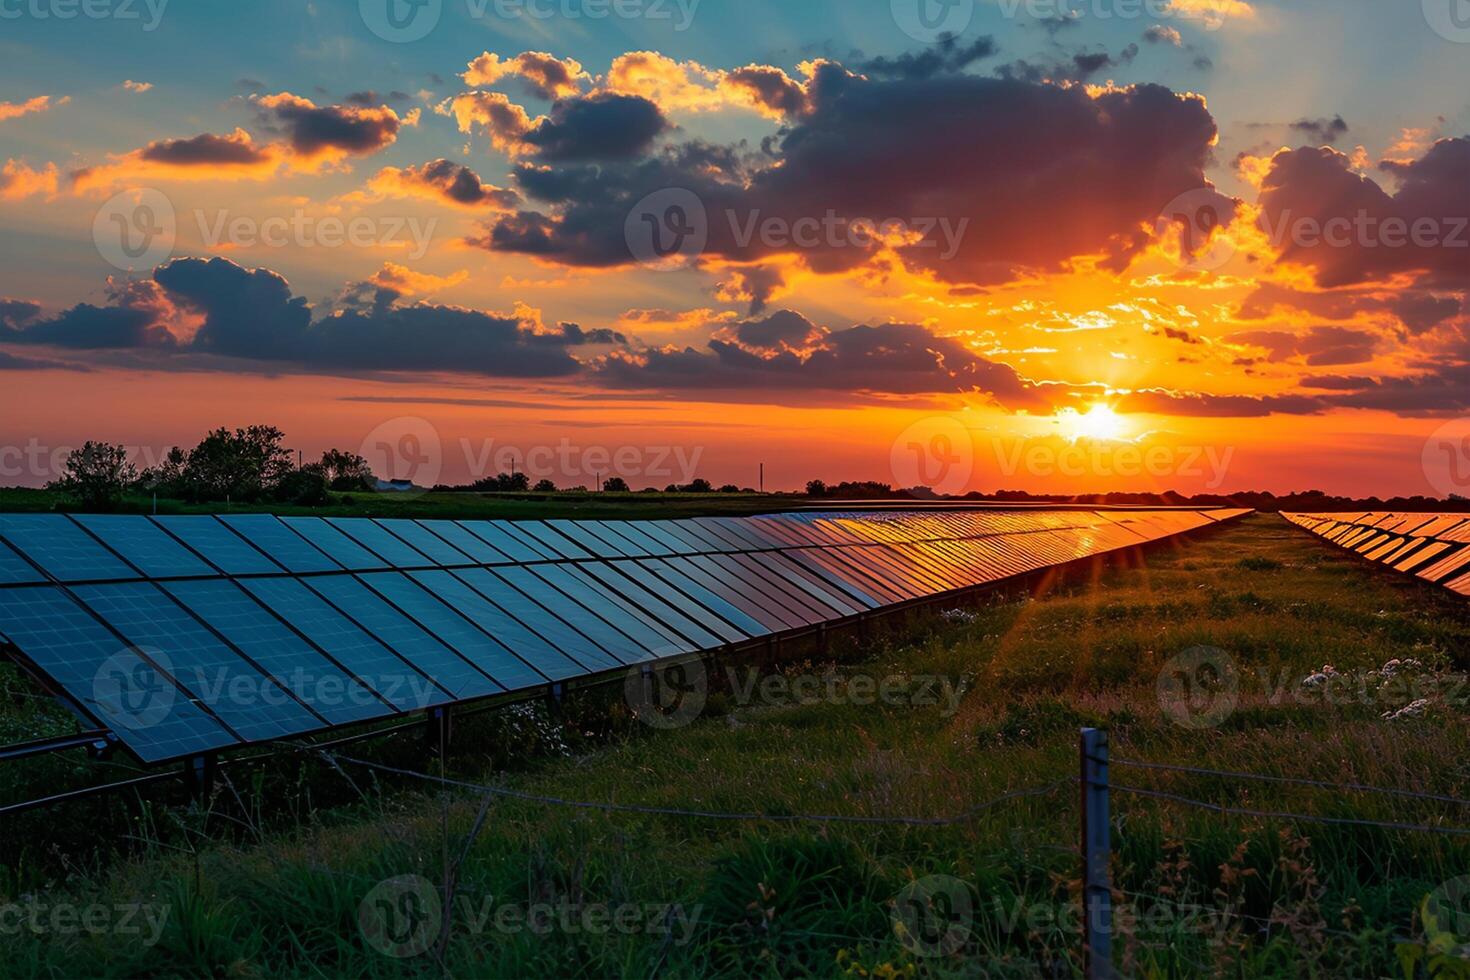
[[759, 463, 764, 494]]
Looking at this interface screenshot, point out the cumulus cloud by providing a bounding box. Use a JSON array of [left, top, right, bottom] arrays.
[[463, 51, 589, 100], [1257, 138, 1470, 288], [356, 159, 520, 210], [3, 257, 588, 378], [1230, 325, 1379, 366], [1289, 114, 1349, 145], [252, 92, 409, 162], [482, 66, 1223, 287], [121, 80, 153, 93]]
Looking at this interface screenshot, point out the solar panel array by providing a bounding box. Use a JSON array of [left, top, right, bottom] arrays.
[[1283, 512, 1470, 597], [0, 508, 1248, 765]]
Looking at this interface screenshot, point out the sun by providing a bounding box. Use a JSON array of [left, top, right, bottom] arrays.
[[1058, 404, 1129, 443]]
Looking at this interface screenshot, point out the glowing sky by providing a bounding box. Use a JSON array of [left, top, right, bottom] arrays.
[[0, 0, 1466, 494]]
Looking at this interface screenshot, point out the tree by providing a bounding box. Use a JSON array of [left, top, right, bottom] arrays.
[[136, 446, 187, 496], [533, 478, 558, 492], [472, 472, 531, 493], [274, 464, 330, 506], [182, 425, 292, 502], [806, 479, 829, 497], [602, 476, 630, 493], [51, 442, 136, 511], [718, 484, 741, 493], [686, 478, 713, 493], [319, 449, 375, 491]]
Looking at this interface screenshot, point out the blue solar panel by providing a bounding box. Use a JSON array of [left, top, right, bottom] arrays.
[[152, 516, 282, 575], [452, 567, 622, 672], [219, 515, 339, 573], [458, 522, 546, 563], [356, 572, 546, 690], [577, 562, 727, 649], [637, 558, 771, 638], [304, 575, 501, 701], [409, 570, 586, 680], [416, 521, 512, 564], [0, 515, 138, 582], [375, 520, 474, 566], [515, 522, 595, 560], [0, 538, 45, 585], [239, 577, 444, 712], [486, 565, 647, 665], [72, 582, 325, 743], [527, 563, 691, 657], [0, 586, 235, 762], [162, 578, 387, 727], [281, 518, 389, 571], [327, 518, 431, 568], [72, 515, 215, 579]]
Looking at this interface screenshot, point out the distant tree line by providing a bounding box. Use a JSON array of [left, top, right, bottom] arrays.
[[50, 427, 375, 510]]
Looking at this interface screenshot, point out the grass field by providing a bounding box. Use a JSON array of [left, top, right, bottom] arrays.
[[4, 514, 1470, 977]]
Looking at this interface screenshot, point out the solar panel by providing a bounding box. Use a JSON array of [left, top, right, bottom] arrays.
[[219, 515, 338, 573], [72, 515, 215, 579], [238, 577, 444, 712], [281, 518, 390, 571], [152, 516, 282, 575], [0, 508, 1248, 764], [162, 578, 388, 726], [0, 514, 138, 582]]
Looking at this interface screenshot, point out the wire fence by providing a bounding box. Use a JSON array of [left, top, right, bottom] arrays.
[[272, 728, 1470, 977]]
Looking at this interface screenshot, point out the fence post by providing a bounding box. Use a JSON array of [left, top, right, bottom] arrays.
[[1079, 728, 1114, 979]]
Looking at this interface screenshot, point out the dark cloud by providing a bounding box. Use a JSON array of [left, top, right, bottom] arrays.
[[1113, 389, 1326, 417], [1392, 292, 1463, 333], [595, 314, 1054, 408], [729, 309, 823, 350], [254, 92, 404, 158], [483, 69, 1222, 287], [1257, 139, 1470, 289], [7, 258, 588, 379], [524, 94, 669, 161], [1231, 326, 1379, 366], [0, 350, 80, 371], [724, 66, 809, 117], [719, 265, 786, 316], [138, 130, 271, 166], [377, 159, 520, 208], [554, 322, 626, 345], [1289, 115, 1349, 144], [0, 299, 42, 327], [859, 36, 998, 79]]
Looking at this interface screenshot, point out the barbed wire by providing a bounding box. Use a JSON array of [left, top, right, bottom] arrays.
[[1112, 757, 1470, 808], [299, 744, 1075, 827], [1103, 781, 1470, 838]]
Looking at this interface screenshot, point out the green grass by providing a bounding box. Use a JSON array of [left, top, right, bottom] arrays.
[[0, 486, 804, 520], [3, 515, 1470, 977]]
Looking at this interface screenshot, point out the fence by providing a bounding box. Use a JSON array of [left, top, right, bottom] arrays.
[[282, 726, 1470, 977]]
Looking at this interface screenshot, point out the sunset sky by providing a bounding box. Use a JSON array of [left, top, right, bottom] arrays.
[[0, 0, 1466, 495]]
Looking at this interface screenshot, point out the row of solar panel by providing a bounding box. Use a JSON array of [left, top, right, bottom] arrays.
[[0, 510, 1216, 587], [1283, 512, 1470, 596], [0, 509, 1248, 764]]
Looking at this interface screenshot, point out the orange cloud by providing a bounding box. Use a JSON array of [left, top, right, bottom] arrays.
[[603, 51, 809, 120], [438, 92, 541, 155], [68, 128, 285, 194], [353, 160, 520, 210], [0, 95, 68, 122], [369, 262, 469, 296], [463, 51, 589, 99], [121, 80, 153, 93], [0, 160, 59, 200]]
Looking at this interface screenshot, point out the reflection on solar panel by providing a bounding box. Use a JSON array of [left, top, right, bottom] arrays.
[[1284, 512, 1470, 597], [0, 508, 1247, 764]]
